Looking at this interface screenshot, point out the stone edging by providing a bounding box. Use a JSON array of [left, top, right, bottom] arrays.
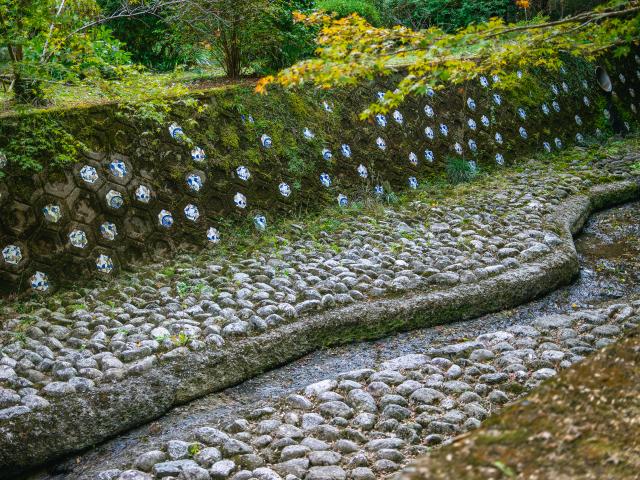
[[1, 180, 638, 476]]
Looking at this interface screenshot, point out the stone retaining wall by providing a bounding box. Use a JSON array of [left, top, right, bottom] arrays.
[[1, 54, 639, 294]]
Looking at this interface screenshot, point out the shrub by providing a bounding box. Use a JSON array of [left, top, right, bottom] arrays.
[[317, 0, 383, 26], [446, 157, 479, 184]]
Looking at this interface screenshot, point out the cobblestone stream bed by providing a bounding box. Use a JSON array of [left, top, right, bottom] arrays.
[[28, 201, 640, 480]]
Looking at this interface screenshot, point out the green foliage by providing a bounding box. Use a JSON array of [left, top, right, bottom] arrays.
[[253, 0, 318, 74], [446, 157, 479, 184], [259, 2, 640, 118], [317, 0, 383, 26], [382, 0, 517, 30], [2, 114, 86, 171]]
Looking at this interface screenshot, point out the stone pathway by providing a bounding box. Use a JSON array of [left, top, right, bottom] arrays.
[[1, 139, 639, 472], [95, 299, 640, 480]]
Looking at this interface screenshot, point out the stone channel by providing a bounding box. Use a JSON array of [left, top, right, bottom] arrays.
[[1, 143, 639, 477], [28, 198, 640, 480]]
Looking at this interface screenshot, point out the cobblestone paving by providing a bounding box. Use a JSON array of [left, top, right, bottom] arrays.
[[96, 300, 640, 480]]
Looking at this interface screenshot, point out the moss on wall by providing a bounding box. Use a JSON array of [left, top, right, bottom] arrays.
[[0, 52, 638, 293]]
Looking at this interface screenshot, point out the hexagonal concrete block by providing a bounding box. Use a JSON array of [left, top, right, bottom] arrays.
[[146, 232, 175, 258], [0, 270, 21, 295], [126, 180, 157, 211], [94, 214, 123, 247], [0, 201, 38, 237], [0, 239, 30, 273], [42, 170, 77, 199], [29, 229, 65, 266], [0, 181, 9, 208], [102, 154, 132, 186], [97, 183, 128, 217], [89, 246, 120, 278], [122, 209, 154, 242], [72, 160, 105, 192], [64, 221, 96, 258], [34, 196, 70, 231], [70, 189, 101, 225]]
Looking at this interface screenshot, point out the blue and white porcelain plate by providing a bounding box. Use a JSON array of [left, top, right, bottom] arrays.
[[184, 204, 200, 222], [303, 128, 315, 140], [393, 111, 403, 124], [495, 132, 503, 144], [576, 133, 584, 143], [376, 137, 386, 150], [158, 209, 174, 228], [279, 182, 291, 197], [439, 124, 448, 136], [135, 185, 151, 203], [424, 150, 434, 163], [109, 159, 127, 178], [69, 230, 88, 249], [261, 134, 273, 148], [493, 94, 502, 106], [561, 82, 569, 93], [322, 148, 333, 161], [424, 126, 434, 140], [408, 177, 418, 189], [96, 254, 113, 274], [207, 227, 221, 243], [409, 152, 418, 165], [0, 152, 6, 169], [186, 173, 203, 192], [376, 91, 385, 100], [30, 271, 49, 292], [100, 222, 118, 241], [374, 185, 384, 196], [169, 123, 184, 140], [2, 244, 21, 265], [323, 101, 333, 112], [541, 103, 550, 115], [481, 115, 490, 127], [236, 166, 251, 181], [468, 139, 477, 152], [234, 192, 247, 209], [551, 84, 559, 95], [519, 127, 528, 139], [337, 194, 348, 207], [454, 143, 463, 155], [555, 137, 563, 149], [254, 215, 267, 231], [424, 105, 435, 117], [552, 101, 560, 112], [479, 76, 489, 88], [495, 153, 504, 165], [42, 204, 61, 223], [191, 147, 206, 162], [106, 190, 123, 209], [582, 79, 589, 89], [341, 144, 351, 158], [517, 108, 527, 120], [357, 164, 368, 178], [375, 114, 387, 127], [467, 118, 476, 130], [467, 98, 476, 111], [575, 115, 582, 126], [543, 141, 552, 153], [79, 165, 98, 184], [320, 172, 331, 188]]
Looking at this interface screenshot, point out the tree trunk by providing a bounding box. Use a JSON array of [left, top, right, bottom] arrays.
[[7, 45, 46, 105]]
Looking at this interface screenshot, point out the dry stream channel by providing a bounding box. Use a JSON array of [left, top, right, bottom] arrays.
[[27, 202, 640, 480]]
